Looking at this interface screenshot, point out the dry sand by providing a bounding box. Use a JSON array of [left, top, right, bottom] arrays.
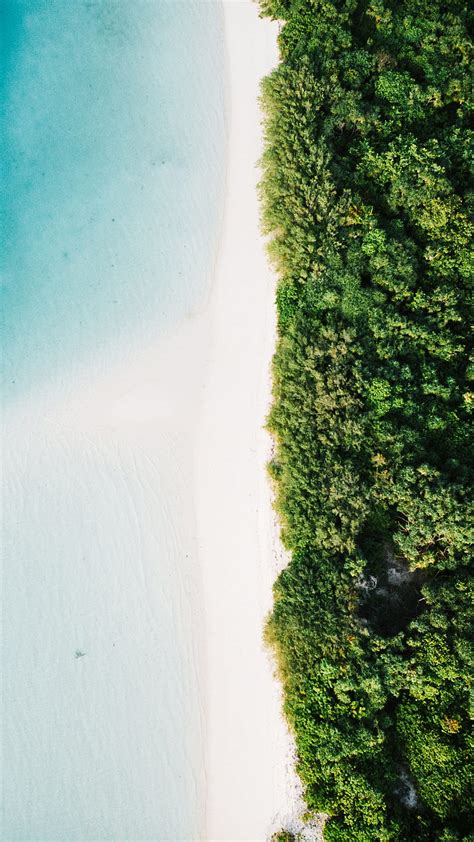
[[196, 2, 304, 839]]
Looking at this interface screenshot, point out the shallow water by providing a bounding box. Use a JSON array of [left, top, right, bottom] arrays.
[[2, 1, 226, 838], [2, 0, 225, 403]]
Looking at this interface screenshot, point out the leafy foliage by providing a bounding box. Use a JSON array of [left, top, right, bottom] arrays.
[[259, 0, 473, 838]]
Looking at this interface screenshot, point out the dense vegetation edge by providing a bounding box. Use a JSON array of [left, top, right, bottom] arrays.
[[258, 1, 473, 839]]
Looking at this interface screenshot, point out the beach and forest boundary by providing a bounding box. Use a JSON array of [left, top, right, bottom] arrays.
[[259, 0, 473, 839]]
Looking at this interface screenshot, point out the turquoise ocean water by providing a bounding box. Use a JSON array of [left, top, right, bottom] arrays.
[[2, 1, 226, 838]]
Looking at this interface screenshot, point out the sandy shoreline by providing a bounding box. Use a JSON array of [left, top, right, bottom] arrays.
[[195, 2, 300, 839], [3, 0, 305, 837], [6, 3, 302, 837]]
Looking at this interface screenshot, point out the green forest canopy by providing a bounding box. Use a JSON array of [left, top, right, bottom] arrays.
[[258, 0, 473, 839]]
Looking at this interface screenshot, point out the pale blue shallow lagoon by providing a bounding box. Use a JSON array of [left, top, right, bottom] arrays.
[[2, 0, 225, 400], [2, 1, 226, 839]]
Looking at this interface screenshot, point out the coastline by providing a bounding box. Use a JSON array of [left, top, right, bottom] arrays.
[[3, 2, 303, 838], [195, 2, 300, 838], [51, 4, 303, 836]]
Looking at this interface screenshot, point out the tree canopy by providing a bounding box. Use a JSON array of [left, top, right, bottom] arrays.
[[259, 0, 473, 838]]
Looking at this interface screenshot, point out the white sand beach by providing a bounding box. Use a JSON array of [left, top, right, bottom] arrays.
[[196, 2, 300, 839]]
